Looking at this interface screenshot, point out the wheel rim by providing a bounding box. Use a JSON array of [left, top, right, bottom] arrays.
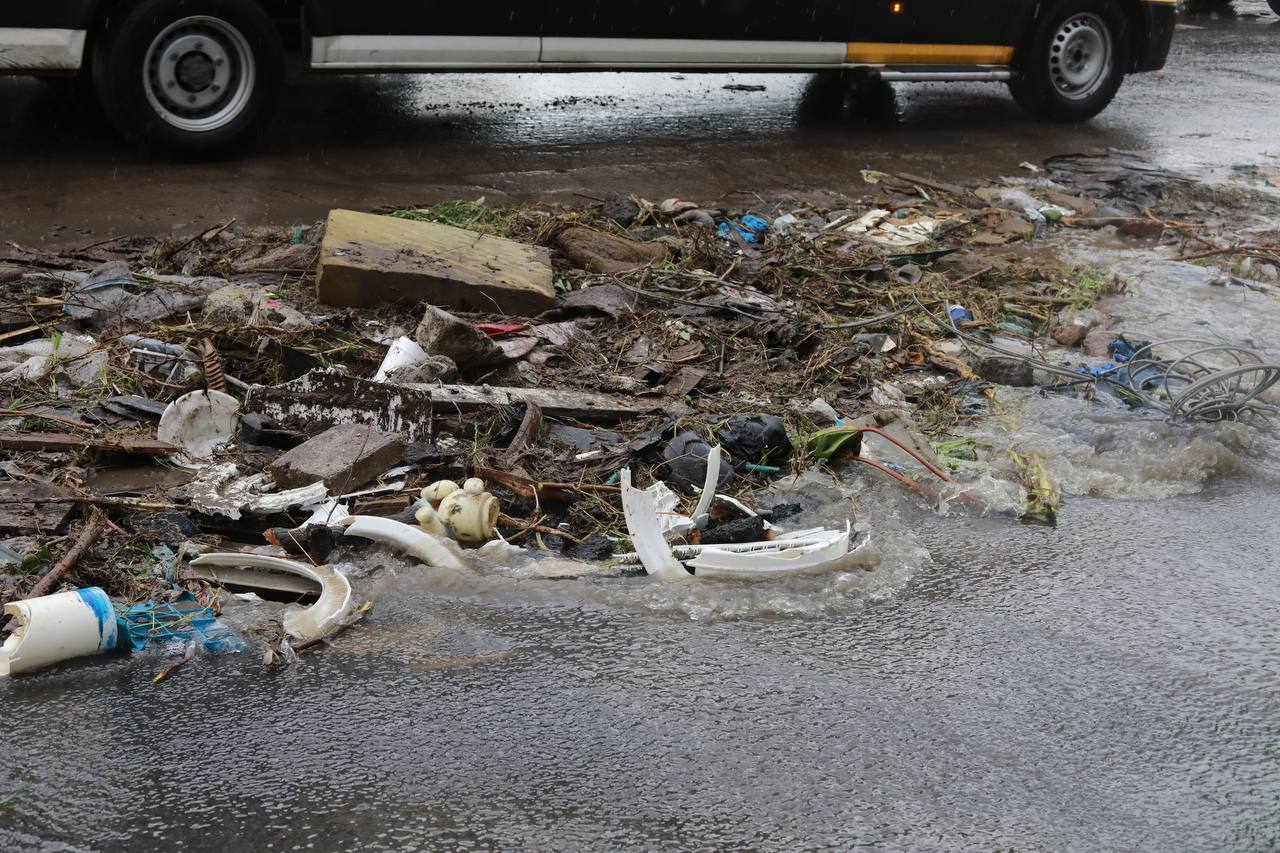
[[1048, 13, 1112, 101], [143, 16, 255, 132]]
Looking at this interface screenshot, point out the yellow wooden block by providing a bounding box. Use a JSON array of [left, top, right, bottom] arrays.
[[317, 209, 555, 314]]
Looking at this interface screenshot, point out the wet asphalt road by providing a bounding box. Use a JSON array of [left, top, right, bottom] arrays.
[[0, 5, 1277, 246]]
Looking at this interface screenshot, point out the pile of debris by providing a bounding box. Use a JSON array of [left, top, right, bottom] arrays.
[[3, 152, 1278, 678]]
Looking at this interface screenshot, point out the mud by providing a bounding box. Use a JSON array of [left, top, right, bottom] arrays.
[[3, 7, 1280, 247]]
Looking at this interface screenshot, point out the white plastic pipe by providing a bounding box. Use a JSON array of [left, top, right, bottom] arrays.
[[0, 587, 119, 677], [342, 515, 467, 570]]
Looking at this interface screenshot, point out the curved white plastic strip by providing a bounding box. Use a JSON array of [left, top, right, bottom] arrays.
[[0, 587, 118, 677], [190, 554, 352, 642], [342, 516, 466, 570], [620, 469, 690, 582]]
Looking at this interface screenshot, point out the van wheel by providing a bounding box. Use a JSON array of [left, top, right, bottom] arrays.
[[92, 0, 283, 156], [1009, 0, 1128, 122]]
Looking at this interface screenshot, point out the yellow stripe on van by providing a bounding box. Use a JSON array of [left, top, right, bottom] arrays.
[[846, 42, 1015, 64]]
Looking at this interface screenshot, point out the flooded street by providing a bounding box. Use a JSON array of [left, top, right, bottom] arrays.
[[4, 482, 1278, 851], [4, 4, 1280, 852], [2, 6, 1280, 245]]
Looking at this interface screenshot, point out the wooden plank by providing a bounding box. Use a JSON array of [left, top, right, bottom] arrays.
[[0, 432, 180, 455], [316, 209, 555, 314], [423, 383, 648, 419], [0, 482, 76, 534], [244, 370, 650, 440], [244, 370, 436, 441]]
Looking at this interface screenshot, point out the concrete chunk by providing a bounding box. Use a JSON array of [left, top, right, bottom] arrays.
[[316, 209, 555, 313], [268, 423, 407, 492], [414, 305, 506, 369]]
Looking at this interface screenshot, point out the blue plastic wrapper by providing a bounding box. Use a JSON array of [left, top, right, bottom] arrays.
[[717, 213, 771, 243], [118, 591, 245, 655]]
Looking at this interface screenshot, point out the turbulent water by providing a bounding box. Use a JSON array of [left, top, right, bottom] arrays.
[[4, 237, 1280, 851]]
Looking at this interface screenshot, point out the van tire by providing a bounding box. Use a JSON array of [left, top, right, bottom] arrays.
[[91, 0, 283, 156], [1009, 0, 1128, 122], [1270, 0, 1280, 16]]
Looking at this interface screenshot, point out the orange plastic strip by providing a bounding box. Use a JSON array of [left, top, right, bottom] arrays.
[[845, 42, 1015, 65]]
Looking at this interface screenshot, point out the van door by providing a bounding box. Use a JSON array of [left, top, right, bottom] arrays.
[[540, 0, 854, 66], [307, 2, 545, 68], [849, 0, 1024, 65]]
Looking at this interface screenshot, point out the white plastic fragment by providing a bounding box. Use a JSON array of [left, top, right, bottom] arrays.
[[650, 481, 695, 537], [690, 444, 722, 528], [342, 516, 466, 570], [189, 554, 352, 642], [0, 334, 107, 388], [373, 336, 430, 382], [301, 498, 350, 527], [688, 524, 861, 579], [247, 482, 331, 515], [185, 463, 329, 521], [0, 587, 119, 677], [619, 469, 690, 582], [158, 389, 240, 460]]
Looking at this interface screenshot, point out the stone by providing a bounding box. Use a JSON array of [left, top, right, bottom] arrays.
[[700, 516, 767, 546], [600, 193, 641, 227], [268, 423, 407, 492], [1058, 307, 1104, 329], [1050, 323, 1089, 348], [804, 398, 840, 422], [384, 354, 458, 384], [203, 284, 308, 330], [554, 226, 668, 275], [569, 533, 615, 562], [316, 209, 555, 313], [1083, 329, 1121, 358], [556, 283, 639, 319], [976, 356, 1035, 387], [414, 305, 506, 369], [764, 502, 803, 522]]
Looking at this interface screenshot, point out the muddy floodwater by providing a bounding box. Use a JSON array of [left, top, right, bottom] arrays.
[[4, 248, 1280, 850], [2, 488, 1277, 850]]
